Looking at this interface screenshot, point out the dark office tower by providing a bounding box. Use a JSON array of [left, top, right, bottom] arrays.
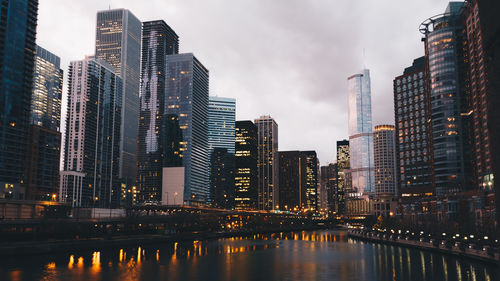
[[374, 125, 397, 195], [234, 120, 258, 210], [255, 115, 279, 210], [278, 151, 303, 211], [393, 57, 433, 197], [60, 57, 122, 207], [0, 0, 38, 199], [95, 9, 141, 185], [420, 2, 471, 195], [164, 53, 209, 205], [208, 96, 235, 208], [303, 151, 318, 211], [336, 140, 349, 214], [321, 163, 337, 213], [26, 46, 63, 201], [137, 20, 179, 203]]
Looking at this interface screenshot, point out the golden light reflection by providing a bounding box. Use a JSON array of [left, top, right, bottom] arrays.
[[46, 262, 56, 270], [91, 251, 101, 274], [119, 249, 124, 262], [77, 257, 84, 268], [156, 250, 160, 261], [137, 247, 142, 263], [68, 255, 74, 269]]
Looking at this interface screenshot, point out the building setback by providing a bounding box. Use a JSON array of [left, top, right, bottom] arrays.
[[136, 20, 179, 203], [27, 45, 63, 201], [420, 2, 472, 195], [393, 57, 433, 197], [164, 53, 209, 205], [346, 70, 374, 215], [255, 115, 278, 210], [234, 120, 258, 210], [60, 57, 122, 207], [0, 0, 38, 199], [208, 96, 235, 208], [95, 9, 141, 185]]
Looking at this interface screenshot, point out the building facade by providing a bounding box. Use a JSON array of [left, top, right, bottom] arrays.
[[420, 2, 472, 195], [393, 57, 433, 197], [335, 140, 349, 214], [255, 115, 278, 210], [374, 125, 397, 195], [164, 53, 209, 205], [346, 70, 374, 214], [208, 96, 235, 208], [0, 0, 38, 199], [60, 57, 122, 207], [27, 45, 63, 201], [321, 163, 337, 214], [234, 120, 258, 210], [136, 20, 179, 203], [95, 9, 141, 184]]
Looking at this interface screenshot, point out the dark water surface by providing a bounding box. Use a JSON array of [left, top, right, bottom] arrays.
[[0, 230, 497, 281]]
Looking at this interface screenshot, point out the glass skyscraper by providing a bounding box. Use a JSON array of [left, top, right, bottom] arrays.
[[373, 125, 397, 195], [420, 2, 471, 195], [60, 57, 122, 207], [137, 20, 179, 203], [347, 69, 374, 196], [165, 53, 209, 205], [255, 115, 278, 210], [0, 0, 38, 199], [208, 96, 235, 208], [95, 9, 141, 184], [335, 140, 350, 214], [26, 45, 63, 201], [234, 121, 258, 210]]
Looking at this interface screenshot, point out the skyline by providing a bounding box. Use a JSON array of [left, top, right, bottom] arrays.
[[38, 0, 453, 164]]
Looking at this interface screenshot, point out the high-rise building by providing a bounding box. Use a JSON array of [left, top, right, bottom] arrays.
[[26, 45, 63, 201], [234, 120, 258, 210], [346, 70, 374, 214], [164, 53, 209, 205], [255, 115, 278, 210], [278, 150, 318, 212], [319, 163, 335, 212], [136, 20, 179, 203], [335, 140, 349, 214], [420, 2, 471, 195], [60, 57, 122, 207], [208, 96, 235, 208], [0, 0, 38, 199], [393, 57, 433, 197], [95, 9, 141, 185], [374, 125, 397, 195]]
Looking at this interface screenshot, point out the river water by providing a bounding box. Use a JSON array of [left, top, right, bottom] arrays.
[[0, 230, 497, 281]]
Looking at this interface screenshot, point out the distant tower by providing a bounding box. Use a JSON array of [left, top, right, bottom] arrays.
[[95, 9, 141, 186], [335, 140, 350, 214], [234, 121, 258, 210], [255, 115, 278, 210], [60, 57, 122, 207], [208, 96, 236, 208], [347, 69, 374, 215], [27, 46, 63, 201], [136, 20, 179, 203]]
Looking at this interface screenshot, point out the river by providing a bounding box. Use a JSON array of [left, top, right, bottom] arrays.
[[0, 230, 497, 281]]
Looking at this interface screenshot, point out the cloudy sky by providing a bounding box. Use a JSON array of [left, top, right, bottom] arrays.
[[37, 0, 452, 165]]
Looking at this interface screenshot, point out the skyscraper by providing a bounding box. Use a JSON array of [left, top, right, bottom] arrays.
[[234, 120, 258, 210], [0, 0, 38, 199], [164, 53, 209, 205], [95, 9, 141, 185], [374, 125, 397, 195], [60, 57, 122, 207], [255, 115, 278, 210], [303, 151, 318, 211], [346, 69, 374, 214], [27, 45, 63, 201], [320, 163, 337, 213], [393, 57, 433, 197], [137, 20, 179, 203], [208, 96, 235, 208], [420, 2, 471, 195], [335, 140, 349, 214]]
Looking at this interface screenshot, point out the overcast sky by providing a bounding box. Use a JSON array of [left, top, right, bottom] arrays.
[[37, 0, 452, 165]]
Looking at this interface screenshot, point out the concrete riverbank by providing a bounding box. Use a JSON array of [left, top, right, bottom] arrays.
[[348, 229, 499, 264]]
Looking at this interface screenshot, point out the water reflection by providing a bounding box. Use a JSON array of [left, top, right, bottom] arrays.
[[0, 230, 497, 281]]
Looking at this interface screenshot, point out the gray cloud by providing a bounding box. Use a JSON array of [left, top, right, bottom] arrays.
[[37, 0, 451, 165]]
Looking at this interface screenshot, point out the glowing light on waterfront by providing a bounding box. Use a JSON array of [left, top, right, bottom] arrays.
[[68, 255, 74, 268]]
